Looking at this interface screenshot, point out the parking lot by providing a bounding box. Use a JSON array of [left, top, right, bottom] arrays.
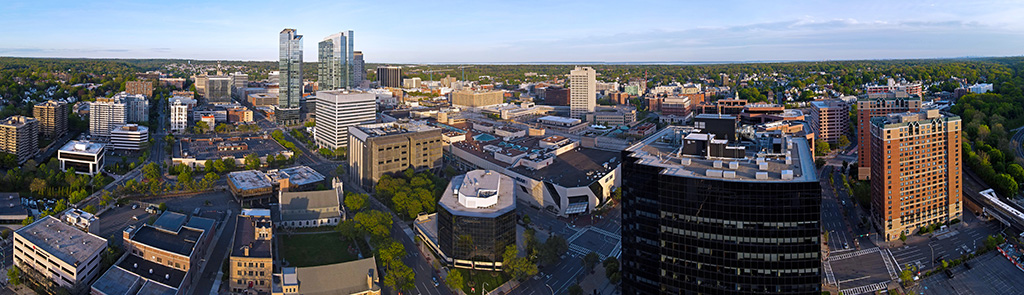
[[96, 201, 155, 243], [889, 213, 1002, 271], [910, 251, 1024, 295]]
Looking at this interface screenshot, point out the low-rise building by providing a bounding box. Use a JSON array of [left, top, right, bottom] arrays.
[[14, 216, 106, 293], [278, 179, 343, 228], [0, 193, 28, 222], [227, 170, 276, 207], [348, 121, 443, 189], [63, 208, 100, 235], [451, 90, 504, 108], [537, 116, 587, 133], [271, 258, 380, 295], [109, 124, 149, 151], [248, 93, 279, 107], [266, 166, 327, 192], [585, 105, 636, 126], [230, 209, 274, 295], [58, 140, 105, 175], [117, 211, 217, 294], [172, 136, 292, 170]]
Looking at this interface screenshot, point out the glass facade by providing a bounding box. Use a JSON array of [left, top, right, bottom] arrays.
[[279, 29, 303, 110], [437, 206, 516, 263], [317, 31, 354, 91], [621, 150, 822, 295]]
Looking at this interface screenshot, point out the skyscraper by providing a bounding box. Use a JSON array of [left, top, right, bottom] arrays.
[[0, 115, 39, 164], [856, 96, 922, 179], [33, 100, 68, 140], [569, 66, 596, 119], [621, 126, 821, 295], [376, 66, 402, 88], [318, 31, 354, 91], [89, 98, 127, 140], [313, 90, 376, 150], [353, 51, 365, 87], [869, 110, 962, 241], [278, 28, 303, 125]]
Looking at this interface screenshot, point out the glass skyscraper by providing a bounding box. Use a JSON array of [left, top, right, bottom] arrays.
[[318, 31, 355, 91], [278, 28, 303, 124]]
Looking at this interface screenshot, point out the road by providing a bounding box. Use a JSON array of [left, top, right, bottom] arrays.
[[33, 131, 75, 163], [1012, 126, 1024, 162]]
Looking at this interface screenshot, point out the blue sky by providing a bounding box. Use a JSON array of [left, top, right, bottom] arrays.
[[2, 0, 1023, 63]]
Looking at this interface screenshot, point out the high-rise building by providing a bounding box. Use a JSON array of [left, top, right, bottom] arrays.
[[204, 75, 233, 103], [33, 100, 68, 140], [313, 90, 376, 150], [318, 31, 355, 91], [0, 116, 39, 164], [569, 66, 596, 119], [376, 66, 402, 88], [436, 170, 516, 270], [115, 92, 150, 123], [90, 98, 127, 140], [353, 51, 365, 87], [869, 110, 962, 241], [348, 121, 443, 189], [856, 96, 922, 179], [230, 209, 274, 295], [451, 90, 504, 107], [809, 100, 849, 145], [279, 28, 304, 124], [621, 126, 821, 295], [125, 80, 154, 97], [170, 99, 189, 133]]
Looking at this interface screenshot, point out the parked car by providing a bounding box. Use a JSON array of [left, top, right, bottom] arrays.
[[432, 277, 439, 287], [945, 269, 954, 279]]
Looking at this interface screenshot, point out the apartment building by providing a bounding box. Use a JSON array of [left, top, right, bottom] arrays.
[[809, 100, 849, 145], [0, 115, 39, 164], [230, 209, 274, 295], [856, 96, 922, 179], [33, 100, 68, 140], [125, 80, 154, 97]]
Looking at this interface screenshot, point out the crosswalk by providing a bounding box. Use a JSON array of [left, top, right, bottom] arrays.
[[841, 282, 888, 295], [823, 260, 837, 286], [828, 247, 880, 262], [880, 248, 898, 280]]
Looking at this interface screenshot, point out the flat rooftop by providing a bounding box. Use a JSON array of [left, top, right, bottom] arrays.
[[452, 134, 619, 188], [625, 126, 817, 183], [118, 254, 186, 291], [59, 140, 105, 154], [16, 216, 106, 266], [267, 166, 326, 187], [176, 137, 287, 160], [0, 193, 27, 218], [439, 170, 516, 217], [353, 121, 439, 138], [232, 215, 273, 258], [227, 170, 274, 191], [91, 265, 142, 295], [131, 225, 203, 257]]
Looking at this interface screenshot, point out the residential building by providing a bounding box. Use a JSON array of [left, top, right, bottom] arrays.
[[57, 140, 104, 175], [376, 66, 401, 88], [116, 211, 217, 295], [968, 83, 993, 94], [313, 90, 376, 150], [434, 170, 516, 270], [569, 66, 597, 119], [109, 124, 149, 151], [542, 86, 569, 106], [0, 115, 38, 164], [279, 28, 304, 125], [318, 31, 355, 91], [451, 90, 504, 108], [856, 96, 922, 179], [125, 80, 154, 97], [353, 51, 365, 87], [170, 99, 189, 133], [116, 92, 150, 123], [347, 121, 443, 189], [33, 100, 68, 140], [621, 126, 821, 295], [809, 100, 849, 145], [89, 97, 127, 140], [14, 216, 106, 293], [271, 258, 380, 295], [160, 77, 186, 89], [230, 209, 274, 295], [278, 179, 343, 228], [866, 78, 923, 98], [403, 77, 421, 89], [869, 110, 962, 241]]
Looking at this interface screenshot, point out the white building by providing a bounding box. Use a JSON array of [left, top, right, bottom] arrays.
[[569, 67, 597, 120], [57, 140, 105, 175], [170, 99, 189, 133], [14, 216, 107, 292], [312, 90, 376, 150], [277, 179, 343, 228], [109, 124, 149, 151], [114, 92, 149, 123], [89, 98, 126, 140], [968, 83, 993, 94]]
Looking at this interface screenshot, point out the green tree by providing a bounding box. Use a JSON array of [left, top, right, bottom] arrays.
[[445, 268, 464, 291], [204, 160, 215, 172], [143, 162, 161, 181], [1009, 164, 1024, 184], [815, 140, 831, 156], [334, 220, 362, 240], [539, 234, 568, 265], [7, 266, 20, 286], [244, 153, 261, 170], [83, 205, 98, 214], [583, 252, 600, 270], [838, 135, 851, 148], [344, 192, 368, 212], [604, 256, 621, 283], [29, 178, 47, 195], [158, 202, 168, 211], [503, 245, 538, 280], [994, 173, 1019, 198], [353, 210, 393, 242], [816, 158, 826, 169], [941, 260, 948, 269], [899, 266, 914, 284], [900, 232, 907, 242], [212, 159, 228, 174]]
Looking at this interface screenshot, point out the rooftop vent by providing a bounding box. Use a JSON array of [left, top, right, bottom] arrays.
[[706, 170, 723, 177], [149, 269, 153, 275], [728, 162, 739, 169], [785, 156, 792, 165], [758, 162, 768, 170], [781, 170, 794, 180], [723, 171, 736, 178], [679, 158, 691, 165], [756, 157, 766, 165], [756, 172, 769, 180], [713, 160, 723, 168]]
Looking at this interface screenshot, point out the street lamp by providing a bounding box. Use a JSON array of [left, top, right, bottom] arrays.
[[546, 283, 554, 295], [482, 282, 489, 295]]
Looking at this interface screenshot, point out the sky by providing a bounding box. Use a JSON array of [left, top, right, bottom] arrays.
[[2, 0, 1023, 63]]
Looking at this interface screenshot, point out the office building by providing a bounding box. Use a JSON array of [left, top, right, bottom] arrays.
[[230, 209, 274, 295], [968, 83, 993, 94], [403, 77, 422, 89], [313, 90, 376, 150], [279, 28, 304, 125], [170, 99, 189, 133], [89, 97, 127, 140], [33, 100, 68, 140], [109, 124, 150, 151], [271, 258, 380, 295], [113, 211, 216, 295], [585, 105, 637, 126], [856, 96, 922, 179], [204, 75, 233, 103], [621, 126, 821, 295], [194, 75, 208, 94], [451, 90, 504, 108], [869, 110, 962, 241], [376, 66, 401, 88], [0, 115, 38, 164], [348, 121, 443, 189], [436, 170, 516, 270], [353, 51, 365, 87], [318, 31, 355, 91], [569, 66, 597, 119], [543, 85, 569, 106], [125, 80, 154, 97], [809, 100, 849, 145], [278, 180, 343, 228], [58, 140, 104, 175], [14, 216, 106, 293], [228, 170, 276, 207], [231, 73, 249, 93]]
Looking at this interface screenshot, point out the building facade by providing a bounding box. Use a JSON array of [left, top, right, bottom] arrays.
[[279, 28, 304, 124], [543, 86, 569, 106], [318, 31, 355, 91], [809, 100, 849, 145], [347, 121, 443, 189], [313, 90, 376, 150], [451, 90, 504, 108], [856, 96, 922, 179], [109, 124, 150, 151], [230, 210, 274, 295], [14, 216, 106, 293], [204, 75, 233, 103], [869, 110, 962, 241], [621, 127, 821, 295], [376, 66, 401, 88], [0, 115, 39, 164], [33, 100, 68, 140], [278, 181, 343, 228], [436, 170, 516, 271], [57, 140, 104, 175], [89, 98, 127, 140], [353, 51, 365, 87], [170, 99, 189, 133], [569, 67, 596, 119], [126, 80, 154, 97]]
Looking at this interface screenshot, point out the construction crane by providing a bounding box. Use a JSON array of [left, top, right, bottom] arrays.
[[458, 65, 475, 81], [423, 69, 453, 81]]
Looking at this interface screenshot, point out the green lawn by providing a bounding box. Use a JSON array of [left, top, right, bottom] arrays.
[[456, 268, 509, 295], [279, 232, 360, 267]]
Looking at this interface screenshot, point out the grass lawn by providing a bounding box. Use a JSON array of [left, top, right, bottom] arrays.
[[279, 232, 359, 267], [456, 268, 509, 295]]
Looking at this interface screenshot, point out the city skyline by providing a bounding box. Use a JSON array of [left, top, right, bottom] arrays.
[[1, 0, 1023, 63]]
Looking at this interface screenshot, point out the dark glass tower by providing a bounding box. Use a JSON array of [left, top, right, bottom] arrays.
[[621, 126, 821, 295]]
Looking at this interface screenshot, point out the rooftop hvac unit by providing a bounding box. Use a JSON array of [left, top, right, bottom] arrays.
[[758, 162, 768, 170], [728, 162, 739, 169], [781, 170, 794, 180], [706, 170, 723, 177], [756, 172, 768, 180], [723, 171, 736, 178], [713, 160, 723, 168]]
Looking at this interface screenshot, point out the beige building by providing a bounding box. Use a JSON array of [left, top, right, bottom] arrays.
[[33, 100, 68, 140], [126, 80, 154, 97], [119, 211, 217, 294], [809, 100, 849, 145], [14, 216, 107, 293], [348, 121, 443, 189], [230, 209, 274, 295], [870, 110, 962, 241], [272, 257, 380, 295], [569, 66, 597, 119], [0, 115, 39, 164], [451, 90, 504, 108]]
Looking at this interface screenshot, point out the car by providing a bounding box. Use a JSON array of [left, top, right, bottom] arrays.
[[964, 262, 972, 270], [844, 242, 849, 249], [432, 277, 439, 287], [945, 269, 954, 278], [934, 255, 945, 263], [132, 204, 139, 210]]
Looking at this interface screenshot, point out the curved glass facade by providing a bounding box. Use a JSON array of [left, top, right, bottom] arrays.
[[437, 206, 516, 264]]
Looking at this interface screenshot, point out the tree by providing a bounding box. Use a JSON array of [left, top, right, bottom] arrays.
[[900, 232, 907, 242], [899, 266, 914, 284], [815, 139, 831, 156], [568, 284, 584, 295], [344, 192, 368, 212], [204, 160, 215, 172], [815, 158, 826, 169], [604, 256, 620, 282], [194, 120, 210, 134], [503, 245, 538, 280], [7, 266, 20, 286], [838, 135, 851, 148], [334, 220, 361, 240], [143, 162, 161, 181], [212, 159, 228, 174], [1009, 164, 1024, 185], [941, 260, 948, 269], [445, 269, 464, 291], [158, 202, 168, 212], [244, 153, 261, 170], [994, 173, 1019, 198], [354, 210, 393, 242], [29, 178, 47, 195], [583, 252, 600, 270], [522, 214, 531, 225], [539, 234, 568, 265], [83, 205, 98, 214]]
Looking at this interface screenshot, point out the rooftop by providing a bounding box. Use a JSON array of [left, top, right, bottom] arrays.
[[15, 216, 106, 266], [227, 170, 274, 191], [0, 193, 27, 218], [452, 134, 619, 188], [129, 213, 210, 257], [91, 265, 142, 295], [625, 126, 817, 183], [112, 124, 149, 133], [279, 189, 342, 222], [810, 100, 847, 109], [291, 257, 380, 295], [176, 136, 288, 161], [871, 109, 960, 129], [439, 170, 516, 217], [59, 140, 105, 154], [267, 166, 326, 187], [538, 115, 581, 125], [118, 254, 186, 291], [0, 115, 37, 127], [232, 215, 273, 258]]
